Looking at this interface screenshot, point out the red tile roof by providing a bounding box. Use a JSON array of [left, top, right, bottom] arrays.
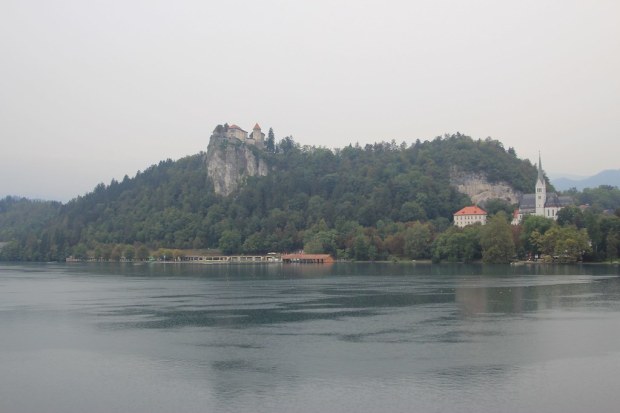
[[254, 123, 261, 129], [281, 253, 334, 263], [454, 206, 487, 216]]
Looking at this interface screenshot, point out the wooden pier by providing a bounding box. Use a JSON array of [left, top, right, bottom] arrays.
[[180, 255, 278, 263]]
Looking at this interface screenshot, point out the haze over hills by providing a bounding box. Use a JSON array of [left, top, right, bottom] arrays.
[[552, 169, 620, 191], [0, 133, 538, 260], [2, 129, 620, 264]]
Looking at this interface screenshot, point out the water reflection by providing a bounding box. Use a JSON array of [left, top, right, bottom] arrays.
[[455, 284, 532, 315], [1, 263, 620, 413]]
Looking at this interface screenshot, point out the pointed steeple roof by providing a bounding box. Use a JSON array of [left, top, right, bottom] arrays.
[[253, 123, 261, 130], [537, 152, 544, 182]]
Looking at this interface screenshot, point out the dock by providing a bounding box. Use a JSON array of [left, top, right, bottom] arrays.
[[281, 253, 334, 264]]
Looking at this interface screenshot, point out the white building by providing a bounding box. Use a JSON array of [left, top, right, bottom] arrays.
[[512, 154, 572, 224], [453, 206, 487, 228]]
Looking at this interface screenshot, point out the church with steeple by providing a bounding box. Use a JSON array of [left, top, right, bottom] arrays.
[[512, 154, 573, 225]]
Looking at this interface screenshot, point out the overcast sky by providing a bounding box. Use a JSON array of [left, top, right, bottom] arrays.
[[1, 0, 618, 202]]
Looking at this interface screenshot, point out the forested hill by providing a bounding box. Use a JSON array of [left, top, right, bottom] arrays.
[[1, 134, 541, 261]]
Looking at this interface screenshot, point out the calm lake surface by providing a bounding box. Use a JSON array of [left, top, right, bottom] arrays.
[[1, 262, 620, 413]]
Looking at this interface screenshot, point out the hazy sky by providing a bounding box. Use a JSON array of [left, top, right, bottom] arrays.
[[1, 0, 619, 201]]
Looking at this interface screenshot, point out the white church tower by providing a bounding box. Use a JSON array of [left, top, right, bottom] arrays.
[[535, 153, 546, 216]]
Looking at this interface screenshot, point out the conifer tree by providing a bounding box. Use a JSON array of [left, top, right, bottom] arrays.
[[266, 127, 275, 152]]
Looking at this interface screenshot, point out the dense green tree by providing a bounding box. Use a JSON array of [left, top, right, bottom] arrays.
[[266, 127, 275, 153], [136, 245, 150, 261], [431, 224, 482, 263], [432, 227, 462, 262], [539, 226, 591, 262], [583, 211, 599, 254], [403, 222, 433, 259], [384, 233, 405, 257], [482, 199, 515, 217], [0, 241, 20, 261], [0, 197, 61, 242], [124, 245, 135, 261], [73, 244, 88, 260], [480, 212, 515, 263], [111, 245, 123, 261], [219, 230, 242, 255], [462, 224, 483, 262], [520, 215, 554, 258], [556, 205, 585, 228], [102, 244, 112, 261], [304, 230, 337, 255], [598, 215, 620, 262], [92, 246, 104, 260], [606, 232, 619, 262], [351, 234, 371, 261], [573, 185, 620, 211], [400, 201, 427, 222]]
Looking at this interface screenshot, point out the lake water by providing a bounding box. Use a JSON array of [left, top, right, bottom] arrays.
[[1, 262, 620, 413]]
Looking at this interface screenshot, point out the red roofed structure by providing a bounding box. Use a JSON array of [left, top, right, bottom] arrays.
[[226, 124, 249, 141], [453, 206, 487, 228], [281, 253, 334, 264]]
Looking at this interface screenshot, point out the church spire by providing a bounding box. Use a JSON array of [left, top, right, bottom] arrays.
[[537, 151, 544, 182], [535, 151, 547, 217]]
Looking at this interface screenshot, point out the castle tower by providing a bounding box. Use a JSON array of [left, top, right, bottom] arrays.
[[251, 123, 265, 147], [535, 152, 546, 216]]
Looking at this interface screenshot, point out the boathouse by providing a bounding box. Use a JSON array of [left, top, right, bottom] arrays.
[[281, 253, 334, 264]]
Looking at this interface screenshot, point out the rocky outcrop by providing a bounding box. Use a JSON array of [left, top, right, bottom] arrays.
[[450, 169, 521, 205], [206, 135, 269, 196]]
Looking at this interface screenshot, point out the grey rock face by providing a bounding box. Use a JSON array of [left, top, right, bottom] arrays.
[[450, 169, 521, 205], [206, 136, 269, 196]]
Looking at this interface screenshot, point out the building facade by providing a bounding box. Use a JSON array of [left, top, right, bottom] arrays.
[[225, 124, 248, 141], [247, 123, 265, 146], [224, 123, 264, 148], [512, 154, 572, 224], [453, 206, 487, 228]]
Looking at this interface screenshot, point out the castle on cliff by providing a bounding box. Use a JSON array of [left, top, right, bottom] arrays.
[[213, 123, 265, 148], [207, 122, 269, 196]]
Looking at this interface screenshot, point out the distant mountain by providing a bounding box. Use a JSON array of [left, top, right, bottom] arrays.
[[552, 169, 620, 191]]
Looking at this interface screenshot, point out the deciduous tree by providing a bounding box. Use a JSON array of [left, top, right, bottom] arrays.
[[480, 212, 515, 263]]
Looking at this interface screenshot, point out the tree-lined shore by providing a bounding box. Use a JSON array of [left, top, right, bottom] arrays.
[[1, 134, 619, 263]]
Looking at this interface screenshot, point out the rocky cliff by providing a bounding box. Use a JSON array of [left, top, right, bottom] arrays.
[[206, 135, 269, 196], [450, 169, 521, 205]]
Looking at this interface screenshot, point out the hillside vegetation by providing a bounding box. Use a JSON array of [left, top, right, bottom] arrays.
[[0, 197, 61, 241], [1, 133, 619, 263]]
